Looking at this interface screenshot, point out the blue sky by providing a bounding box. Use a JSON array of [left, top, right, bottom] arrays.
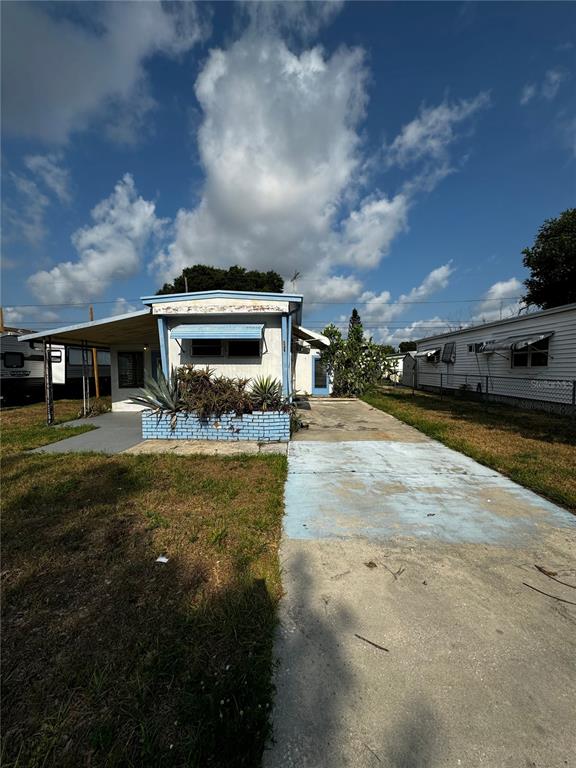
[[1, 1, 574, 343]]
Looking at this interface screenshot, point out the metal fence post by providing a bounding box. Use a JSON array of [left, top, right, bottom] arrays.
[[572, 380, 576, 406], [485, 375, 489, 403], [440, 373, 443, 400]]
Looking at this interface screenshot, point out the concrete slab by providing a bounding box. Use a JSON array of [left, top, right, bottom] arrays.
[[32, 412, 143, 454], [266, 418, 576, 767], [124, 439, 287, 456], [295, 399, 426, 442]]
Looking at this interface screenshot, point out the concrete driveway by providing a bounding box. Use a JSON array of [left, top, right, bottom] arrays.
[[265, 400, 576, 768]]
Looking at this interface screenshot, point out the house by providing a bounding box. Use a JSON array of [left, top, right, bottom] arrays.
[[383, 352, 415, 385], [413, 302, 576, 412], [19, 290, 331, 412]]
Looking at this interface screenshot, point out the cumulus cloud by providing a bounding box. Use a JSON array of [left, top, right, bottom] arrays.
[[1, 1, 207, 144], [520, 83, 537, 106], [355, 263, 454, 341], [470, 277, 524, 323], [110, 297, 140, 317], [383, 276, 525, 346], [242, 0, 344, 41], [28, 174, 165, 303], [155, 32, 487, 302], [3, 305, 60, 328]]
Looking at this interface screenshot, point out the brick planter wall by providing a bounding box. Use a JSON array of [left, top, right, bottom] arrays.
[[141, 410, 290, 442]]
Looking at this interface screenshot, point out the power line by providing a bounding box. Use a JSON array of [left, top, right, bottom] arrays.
[[5, 296, 524, 308]]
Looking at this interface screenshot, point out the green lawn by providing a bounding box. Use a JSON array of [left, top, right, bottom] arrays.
[[1, 401, 287, 767], [364, 387, 576, 512]]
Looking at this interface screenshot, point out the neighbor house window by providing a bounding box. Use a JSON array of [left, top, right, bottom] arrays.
[[228, 339, 261, 357], [118, 351, 144, 388], [190, 339, 223, 357], [441, 342, 456, 364], [3, 352, 24, 368], [512, 337, 549, 368]]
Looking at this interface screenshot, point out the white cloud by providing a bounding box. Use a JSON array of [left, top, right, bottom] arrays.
[[385, 93, 490, 168], [1, 2, 207, 144], [520, 83, 536, 106], [242, 1, 344, 41], [542, 69, 567, 101], [28, 174, 165, 303], [155, 32, 487, 303], [382, 276, 525, 346], [3, 306, 60, 328], [24, 153, 70, 203], [110, 297, 140, 317], [470, 277, 524, 323], [520, 69, 568, 106], [357, 263, 454, 341], [5, 173, 50, 245]]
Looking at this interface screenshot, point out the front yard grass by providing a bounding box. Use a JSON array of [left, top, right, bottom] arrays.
[[364, 387, 576, 512], [1, 401, 287, 767], [1, 399, 96, 455]]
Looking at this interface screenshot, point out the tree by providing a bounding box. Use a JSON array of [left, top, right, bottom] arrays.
[[522, 209, 576, 309], [319, 311, 393, 397], [157, 265, 284, 295], [398, 340, 417, 353]]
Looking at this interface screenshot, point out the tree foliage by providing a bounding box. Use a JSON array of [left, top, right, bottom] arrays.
[[319, 310, 392, 397], [157, 265, 284, 295], [398, 340, 417, 353], [522, 209, 576, 309]]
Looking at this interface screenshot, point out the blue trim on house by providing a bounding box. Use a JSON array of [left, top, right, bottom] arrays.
[[157, 318, 169, 378], [281, 314, 289, 397], [141, 290, 303, 305], [286, 315, 293, 399], [311, 354, 330, 396], [18, 309, 152, 342], [169, 323, 264, 340]]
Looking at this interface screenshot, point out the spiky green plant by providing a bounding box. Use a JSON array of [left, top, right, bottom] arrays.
[[129, 368, 184, 429], [250, 376, 283, 411]]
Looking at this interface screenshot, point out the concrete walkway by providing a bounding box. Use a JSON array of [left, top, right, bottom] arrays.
[[265, 400, 576, 768], [33, 412, 143, 454]]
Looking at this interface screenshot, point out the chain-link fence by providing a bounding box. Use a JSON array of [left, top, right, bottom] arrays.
[[410, 370, 576, 413]]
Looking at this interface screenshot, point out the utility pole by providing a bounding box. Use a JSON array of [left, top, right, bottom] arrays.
[[89, 306, 101, 399]]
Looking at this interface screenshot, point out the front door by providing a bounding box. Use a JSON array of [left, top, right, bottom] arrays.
[[312, 356, 329, 396]]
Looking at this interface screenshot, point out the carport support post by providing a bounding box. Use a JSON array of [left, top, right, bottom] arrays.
[[81, 341, 90, 417], [43, 337, 54, 426]]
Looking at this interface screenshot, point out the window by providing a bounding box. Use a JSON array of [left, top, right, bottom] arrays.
[[512, 337, 549, 368], [190, 339, 223, 357], [3, 352, 24, 368], [50, 350, 62, 363], [97, 350, 111, 365], [441, 342, 456, 364], [228, 339, 260, 357], [468, 343, 484, 353], [118, 351, 144, 388]]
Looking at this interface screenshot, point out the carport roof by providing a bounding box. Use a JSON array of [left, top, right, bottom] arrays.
[[18, 309, 158, 347]]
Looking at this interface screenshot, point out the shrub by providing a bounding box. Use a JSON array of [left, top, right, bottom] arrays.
[[250, 376, 284, 411], [177, 365, 253, 419]]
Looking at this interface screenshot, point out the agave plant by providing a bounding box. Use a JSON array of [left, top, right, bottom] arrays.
[[250, 375, 284, 411], [130, 368, 184, 429]]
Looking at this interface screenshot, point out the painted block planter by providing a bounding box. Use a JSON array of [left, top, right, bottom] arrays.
[[141, 410, 290, 442]]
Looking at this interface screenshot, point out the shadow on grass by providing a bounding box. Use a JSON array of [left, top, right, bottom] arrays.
[[2, 455, 280, 768], [366, 388, 576, 447]]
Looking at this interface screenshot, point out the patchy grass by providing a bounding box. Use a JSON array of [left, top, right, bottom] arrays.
[[1, 399, 97, 455], [1, 403, 287, 767], [364, 387, 576, 512]]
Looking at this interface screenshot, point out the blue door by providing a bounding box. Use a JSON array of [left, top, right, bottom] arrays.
[[311, 356, 329, 396]]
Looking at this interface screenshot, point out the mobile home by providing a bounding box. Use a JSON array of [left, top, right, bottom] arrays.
[[413, 303, 576, 412]]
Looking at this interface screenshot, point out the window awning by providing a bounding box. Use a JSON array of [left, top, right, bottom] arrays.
[[414, 348, 440, 358], [480, 332, 553, 353], [169, 324, 264, 340]]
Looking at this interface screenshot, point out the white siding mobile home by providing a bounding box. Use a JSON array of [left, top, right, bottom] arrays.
[[414, 303, 576, 412]]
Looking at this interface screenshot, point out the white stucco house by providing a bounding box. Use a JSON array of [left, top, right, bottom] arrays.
[[19, 291, 331, 411], [413, 302, 576, 411]]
